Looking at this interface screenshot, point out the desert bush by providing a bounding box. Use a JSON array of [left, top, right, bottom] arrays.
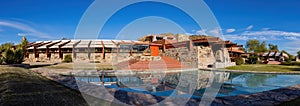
[[247, 55, 258, 64], [0, 57, 3, 64], [14, 49, 25, 64], [280, 62, 290, 65], [0, 37, 28, 64], [280, 62, 300, 66], [235, 57, 245, 65], [3, 49, 16, 64], [63, 55, 72, 63], [2, 48, 24, 64], [291, 62, 300, 66]]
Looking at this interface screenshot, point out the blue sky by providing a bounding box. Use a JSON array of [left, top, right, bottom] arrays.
[[0, 0, 299, 55]]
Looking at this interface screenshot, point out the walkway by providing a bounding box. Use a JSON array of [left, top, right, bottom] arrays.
[[116, 56, 190, 70]]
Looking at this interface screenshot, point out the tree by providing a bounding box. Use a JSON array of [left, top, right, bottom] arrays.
[[297, 50, 300, 59], [235, 57, 245, 65], [1, 36, 28, 64], [282, 50, 295, 63], [258, 41, 268, 53], [18, 36, 28, 50], [247, 54, 259, 64], [0, 43, 14, 52], [246, 39, 268, 53], [17, 36, 28, 61], [268, 44, 279, 52], [246, 39, 260, 52]]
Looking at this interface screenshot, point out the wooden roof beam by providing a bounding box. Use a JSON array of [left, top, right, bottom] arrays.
[[73, 40, 81, 48], [58, 40, 71, 48], [111, 40, 118, 46], [35, 41, 52, 48], [47, 41, 62, 48], [87, 40, 92, 48]]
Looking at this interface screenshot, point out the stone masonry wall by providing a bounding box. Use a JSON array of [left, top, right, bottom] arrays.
[[26, 52, 114, 64], [50, 53, 61, 63], [74, 53, 113, 63], [25, 54, 35, 62], [163, 47, 198, 68], [197, 46, 216, 68], [37, 53, 48, 62], [163, 46, 234, 68]]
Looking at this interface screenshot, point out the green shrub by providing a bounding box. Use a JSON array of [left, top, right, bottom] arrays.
[[247, 55, 258, 64], [291, 62, 300, 66], [235, 57, 244, 65], [0, 58, 3, 64], [280, 62, 290, 65], [2, 48, 25, 64], [280, 62, 300, 66], [63, 55, 72, 63], [14, 49, 24, 64], [3, 49, 15, 64], [0, 37, 27, 65]]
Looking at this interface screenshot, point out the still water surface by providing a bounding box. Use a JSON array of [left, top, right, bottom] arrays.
[[74, 71, 300, 98]]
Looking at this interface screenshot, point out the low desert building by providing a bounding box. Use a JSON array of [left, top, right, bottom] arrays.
[[26, 40, 154, 63], [26, 35, 245, 69], [261, 51, 289, 64]]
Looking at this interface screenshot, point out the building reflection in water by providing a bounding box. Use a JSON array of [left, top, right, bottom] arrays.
[[75, 70, 235, 97]]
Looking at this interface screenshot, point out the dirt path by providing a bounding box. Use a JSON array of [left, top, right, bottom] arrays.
[[0, 66, 115, 106]]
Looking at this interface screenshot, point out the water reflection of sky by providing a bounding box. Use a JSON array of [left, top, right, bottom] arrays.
[[75, 72, 300, 98], [220, 74, 300, 97]]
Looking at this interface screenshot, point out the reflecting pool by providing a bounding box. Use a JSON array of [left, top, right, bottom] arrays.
[[74, 70, 300, 98]]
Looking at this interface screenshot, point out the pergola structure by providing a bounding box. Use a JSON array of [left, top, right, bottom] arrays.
[[26, 40, 157, 61], [152, 37, 243, 51]]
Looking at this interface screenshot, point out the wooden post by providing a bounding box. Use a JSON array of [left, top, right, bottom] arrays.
[[46, 41, 61, 59], [34, 46, 37, 58], [73, 40, 81, 59], [130, 45, 133, 56], [87, 40, 92, 60], [58, 46, 62, 59], [58, 40, 71, 59], [101, 41, 105, 59]]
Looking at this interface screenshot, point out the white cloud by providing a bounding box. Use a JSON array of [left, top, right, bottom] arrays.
[[195, 28, 222, 36], [196, 29, 207, 35], [246, 25, 254, 30], [241, 30, 300, 37], [262, 28, 270, 31], [0, 20, 54, 39], [281, 41, 300, 55], [184, 32, 194, 35], [284, 36, 299, 40], [224, 26, 300, 55], [223, 34, 249, 41], [208, 28, 222, 36], [226, 28, 236, 33], [223, 30, 300, 41]]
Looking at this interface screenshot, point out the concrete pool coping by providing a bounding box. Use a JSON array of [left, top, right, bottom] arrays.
[[212, 84, 300, 105], [201, 68, 300, 74]]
